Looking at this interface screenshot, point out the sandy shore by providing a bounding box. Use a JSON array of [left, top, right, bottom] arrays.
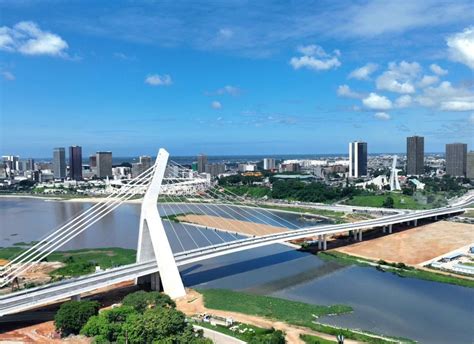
[[336, 221, 474, 265], [176, 214, 289, 236], [0, 194, 144, 204]]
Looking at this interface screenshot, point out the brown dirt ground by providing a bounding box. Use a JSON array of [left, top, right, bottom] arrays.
[[336, 221, 474, 265], [176, 214, 288, 236], [176, 288, 363, 344], [0, 259, 8, 266], [0, 321, 91, 343]]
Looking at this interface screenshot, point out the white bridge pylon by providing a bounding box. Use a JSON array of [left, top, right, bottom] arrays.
[[136, 149, 186, 298]]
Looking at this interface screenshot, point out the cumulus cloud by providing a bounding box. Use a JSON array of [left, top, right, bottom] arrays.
[[447, 26, 474, 69], [211, 100, 222, 109], [362, 92, 393, 110], [395, 95, 412, 108], [440, 101, 474, 111], [374, 112, 391, 120], [348, 63, 378, 80], [290, 44, 341, 71], [417, 75, 439, 88], [430, 63, 448, 76], [0, 21, 68, 57], [1, 71, 15, 81], [416, 81, 474, 111], [215, 85, 240, 96], [375, 61, 420, 94], [145, 74, 172, 86], [337, 84, 363, 99]]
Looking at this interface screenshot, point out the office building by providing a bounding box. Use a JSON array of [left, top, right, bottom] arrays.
[[53, 147, 66, 179], [263, 158, 276, 170], [131, 155, 152, 178], [406, 136, 424, 176], [69, 145, 82, 180], [205, 163, 225, 177], [89, 155, 97, 168], [96, 151, 113, 178], [197, 154, 208, 173], [349, 141, 368, 178], [467, 152, 474, 179], [446, 143, 467, 177]]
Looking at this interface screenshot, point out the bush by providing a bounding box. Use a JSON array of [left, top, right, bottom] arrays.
[[122, 290, 175, 312], [54, 300, 100, 336], [249, 329, 285, 344], [80, 306, 135, 342]]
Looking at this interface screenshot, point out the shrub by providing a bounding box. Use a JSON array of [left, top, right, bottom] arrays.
[[54, 300, 100, 336], [122, 290, 175, 312]]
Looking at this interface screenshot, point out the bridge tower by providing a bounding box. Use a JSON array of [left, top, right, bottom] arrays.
[[136, 149, 186, 299]]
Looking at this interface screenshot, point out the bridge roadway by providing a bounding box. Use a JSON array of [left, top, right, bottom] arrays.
[[1, 196, 472, 317]]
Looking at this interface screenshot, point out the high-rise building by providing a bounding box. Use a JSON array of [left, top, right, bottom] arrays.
[[205, 163, 225, 177], [53, 147, 66, 179], [131, 155, 152, 178], [349, 141, 367, 178], [467, 151, 474, 179], [445, 143, 467, 177], [197, 154, 208, 173], [89, 155, 97, 168], [69, 145, 83, 180], [263, 158, 276, 170], [96, 151, 113, 178], [406, 136, 424, 176]]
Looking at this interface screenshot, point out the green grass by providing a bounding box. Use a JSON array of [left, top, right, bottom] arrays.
[[199, 289, 414, 344], [461, 210, 474, 218], [318, 251, 474, 288], [344, 193, 428, 209], [193, 320, 280, 342], [0, 246, 136, 278], [300, 334, 337, 343], [224, 186, 271, 198]]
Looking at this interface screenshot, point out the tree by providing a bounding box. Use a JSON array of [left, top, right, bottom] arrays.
[[382, 196, 395, 208], [249, 330, 285, 344], [122, 290, 175, 312], [81, 306, 136, 342], [54, 300, 100, 336]]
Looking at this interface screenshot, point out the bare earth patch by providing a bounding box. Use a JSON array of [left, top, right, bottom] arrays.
[[336, 221, 474, 265], [176, 214, 288, 236]]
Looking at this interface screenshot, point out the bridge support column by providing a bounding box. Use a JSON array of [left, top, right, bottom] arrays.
[[318, 235, 322, 250], [322, 234, 327, 251], [388, 224, 393, 234], [136, 149, 186, 299], [353, 230, 357, 240], [358, 229, 363, 241], [434, 215, 437, 220], [71, 294, 81, 301], [413, 219, 418, 226], [382, 226, 386, 233]]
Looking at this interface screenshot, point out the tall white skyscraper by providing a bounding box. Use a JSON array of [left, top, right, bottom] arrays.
[[349, 141, 368, 178], [263, 158, 276, 170]]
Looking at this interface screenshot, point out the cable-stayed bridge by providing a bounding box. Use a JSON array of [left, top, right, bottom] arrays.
[[0, 149, 471, 317]]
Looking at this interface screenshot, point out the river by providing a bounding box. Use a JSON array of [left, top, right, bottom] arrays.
[[1, 197, 473, 343]]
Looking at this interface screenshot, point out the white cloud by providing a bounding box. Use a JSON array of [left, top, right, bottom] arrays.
[[337, 84, 363, 99], [362, 92, 393, 110], [395, 95, 412, 108], [1, 71, 15, 81], [290, 44, 341, 71], [218, 28, 233, 39], [375, 61, 420, 94], [416, 81, 474, 111], [348, 63, 378, 80], [440, 101, 474, 111], [469, 113, 474, 124], [374, 112, 391, 120], [417, 75, 439, 88], [211, 100, 222, 109], [215, 85, 240, 96], [0, 21, 68, 57], [430, 63, 448, 76], [447, 26, 474, 69], [145, 74, 172, 86]]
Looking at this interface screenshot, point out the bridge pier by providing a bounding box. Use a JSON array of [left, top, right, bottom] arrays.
[[382, 226, 387, 233], [318, 235, 322, 250], [353, 230, 357, 241], [413, 219, 418, 226], [388, 224, 393, 234], [322, 234, 327, 251], [71, 294, 81, 301], [358, 229, 363, 241], [137, 272, 163, 292]]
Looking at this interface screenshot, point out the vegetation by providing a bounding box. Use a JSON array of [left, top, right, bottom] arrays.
[[54, 300, 100, 336], [259, 204, 347, 223], [199, 289, 413, 344], [225, 185, 271, 198], [344, 192, 428, 209], [318, 251, 474, 288], [195, 321, 285, 344], [300, 334, 336, 343], [79, 290, 211, 344]]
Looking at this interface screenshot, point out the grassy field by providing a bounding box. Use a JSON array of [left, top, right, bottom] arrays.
[[199, 289, 414, 343], [193, 320, 283, 343], [224, 186, 271, 198], [318, 251, 474, 288], [0, 245, 136, 278], [259, 204, 347, 223], [300, 334, 336, 343], [344, 193, 429, 209]]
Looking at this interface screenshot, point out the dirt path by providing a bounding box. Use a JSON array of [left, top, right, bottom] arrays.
[[0, 321, 90, 343], [176, 289, 362, 344], [337, 221, 474, 265], [176, 214, 289, 236]]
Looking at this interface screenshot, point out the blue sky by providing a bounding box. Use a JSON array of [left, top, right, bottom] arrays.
[[1, 0, 473, 157]]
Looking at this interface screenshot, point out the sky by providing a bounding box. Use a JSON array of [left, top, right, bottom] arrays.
[[0, 0, 473, 158]]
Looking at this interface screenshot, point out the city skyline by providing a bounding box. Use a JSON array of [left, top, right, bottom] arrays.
[[1, 1, 474, 157]]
